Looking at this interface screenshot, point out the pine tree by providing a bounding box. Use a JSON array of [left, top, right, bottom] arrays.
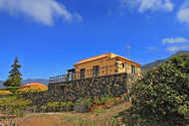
[[3, 57, 22, 88]]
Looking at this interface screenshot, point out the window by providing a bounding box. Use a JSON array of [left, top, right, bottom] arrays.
[[131, 65, 135, 74], [80, 69, 85, 79], [115, 62, 118, 67], [122, 63, 125, 68], [93, 66, 99, 77]]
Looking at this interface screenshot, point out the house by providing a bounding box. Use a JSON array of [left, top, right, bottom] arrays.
[[67, 53, 141, 80]]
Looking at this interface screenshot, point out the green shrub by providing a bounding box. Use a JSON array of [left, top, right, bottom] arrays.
[[100, 96, 115, 105], [75, 97, 93, 108], [93, 96, 101, 105], [93, 107, 106, 115], [74, 97, 93, 112], [129, 54, 189, 125], [0, 90, 13, 95], [7, 86, 19, 94], [40, 101, 74, 112], [16, 86, 48, 94], [0, 96, 31, 116]]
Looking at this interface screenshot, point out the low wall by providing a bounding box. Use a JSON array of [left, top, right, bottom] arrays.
[[49, 73, 133, 100], [23, 73, 135, 107]]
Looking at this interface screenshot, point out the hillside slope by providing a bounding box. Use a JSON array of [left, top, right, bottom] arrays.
[[19, 102, 131, 126], [142, 50, 189, 71]]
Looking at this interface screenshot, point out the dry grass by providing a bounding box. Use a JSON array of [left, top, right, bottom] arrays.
[[19, 102, 131, 126]]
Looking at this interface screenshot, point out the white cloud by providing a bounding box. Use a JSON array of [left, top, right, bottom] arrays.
[[177, 0, 189, 25], [0, 0, 81, 26], [167, 45, 189, 52], [120, 0, 174, 13], [162, 37, 189, 44]]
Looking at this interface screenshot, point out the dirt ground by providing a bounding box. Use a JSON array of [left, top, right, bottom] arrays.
[[18, 102, 131, 126]]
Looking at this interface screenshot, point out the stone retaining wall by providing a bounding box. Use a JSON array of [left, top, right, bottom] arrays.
[[23, 73, 135, 107]]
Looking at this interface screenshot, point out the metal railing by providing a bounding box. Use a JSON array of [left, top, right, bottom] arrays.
[[49, 74, 69, 84], [49, 64, 134, 84]]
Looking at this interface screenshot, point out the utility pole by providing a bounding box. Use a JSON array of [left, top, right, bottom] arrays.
[[127, 44, 131, 59]]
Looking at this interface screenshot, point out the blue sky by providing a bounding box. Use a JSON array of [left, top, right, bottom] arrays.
[[0, 0, 189, 80]]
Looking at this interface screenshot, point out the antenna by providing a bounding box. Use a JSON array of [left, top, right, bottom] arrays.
[[127, 44, 131, 59]]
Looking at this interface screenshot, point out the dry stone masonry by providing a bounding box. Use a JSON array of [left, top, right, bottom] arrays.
[[23, 73, 136, 107]]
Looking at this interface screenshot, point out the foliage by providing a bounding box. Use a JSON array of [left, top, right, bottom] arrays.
[[62, 116, 118, 126], [0, 96, 31, 116], [3, 57, 22, 92], [40, 101, 74, 112], [128, 54, 189, 125], [74, 97, 93, 112], [7, 86, 19, 94], [100, 95, 115, 105], [16, 86, 48, 94], [0, 90, 13, 95], [75, 97, 93, 108], [93, 107, 106, 116], [93, 96, 101, 105]]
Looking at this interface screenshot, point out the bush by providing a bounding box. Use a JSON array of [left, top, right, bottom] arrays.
[[16, 86, 48, 94], [0, 96, 31, 116], [0, 90, 13, 95], [7, 86, 19, 94], [93, 107, 106, 115], [40, 101, 74, 112], [100, 95, 115, 105], [74, 97, 93, 113], [129, 54, 189, 125], [93, 96, 101, 105]]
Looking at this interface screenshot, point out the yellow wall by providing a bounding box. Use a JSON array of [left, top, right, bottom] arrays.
[[75, 57, 116, 79], [116, 60, 141, 75], [74, 56, 141, 80]]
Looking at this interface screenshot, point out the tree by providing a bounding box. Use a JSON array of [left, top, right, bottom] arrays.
[[3, 57, 22, 89], [129, 54, 189, 125], [0, 96, 31, 126]]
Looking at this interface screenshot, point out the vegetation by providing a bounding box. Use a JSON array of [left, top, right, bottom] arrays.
[[17, 101, 131, 126], [3, 57, 22, 93], [116, 54, 189, 126], [93, 107, 106, 116], [40, 101, 74, 112], [0, 96, 32, 126], [4, 54, 189, 125], [93, 96, 115, 105], [72, 96, 117, 113], [74, 97, 93, 113], [100, 95, 115, 105], [0, 90, 13, 95], [16, 85, 48, 94], [0, 96, 31, 116]]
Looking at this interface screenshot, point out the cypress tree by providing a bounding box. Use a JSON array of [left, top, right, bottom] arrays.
[[3, 57, 22, 88]]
